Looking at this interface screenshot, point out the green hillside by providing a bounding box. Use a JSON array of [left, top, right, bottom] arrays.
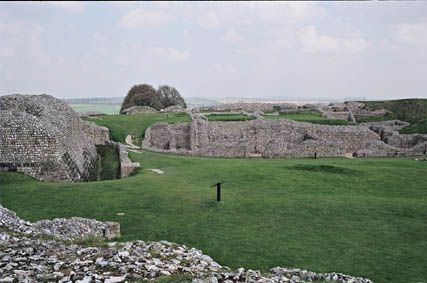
[[364, 98, 427, 124]]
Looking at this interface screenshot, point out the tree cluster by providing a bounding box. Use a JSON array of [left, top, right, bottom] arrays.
[[120, 84, 186, 113]]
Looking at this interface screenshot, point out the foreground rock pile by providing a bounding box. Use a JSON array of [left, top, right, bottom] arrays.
[[0, 205, 372, 283]]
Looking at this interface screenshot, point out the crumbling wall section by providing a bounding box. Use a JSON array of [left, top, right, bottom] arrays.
[[143, 119, 425, 158]]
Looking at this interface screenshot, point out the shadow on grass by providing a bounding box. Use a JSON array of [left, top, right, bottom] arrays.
[[288, 164, 363, 175]]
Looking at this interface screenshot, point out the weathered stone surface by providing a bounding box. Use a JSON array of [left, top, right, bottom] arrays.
[[108, 141, 140, 177], [196, 103, 298, 113], [0, 205, 372, 283], [81, 121, 110, 146], [0, 94, 100, 181], [0, 205, 120, 241], [163, 105, 185, 112], [121, 106, 157, 115], [143, 118, 427, 158]]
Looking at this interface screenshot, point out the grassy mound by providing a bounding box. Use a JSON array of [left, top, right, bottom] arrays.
[[364, 99, 427, 123], [399, 118, 427, 134], [85, 112, 190, 144], [1, 152, 426, 283], [206, 113, 255, 122]]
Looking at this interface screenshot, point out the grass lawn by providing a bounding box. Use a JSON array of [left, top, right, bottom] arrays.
[[264, 111, 353, 125], [85, 112, 190, 144], [70, 104, 121, 115], [364, 99, 427, 124], [206, 113, 255, 122], [1, 152, 426, 283]]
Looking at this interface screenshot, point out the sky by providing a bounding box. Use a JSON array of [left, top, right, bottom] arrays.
[[0, 1, 427, 101]]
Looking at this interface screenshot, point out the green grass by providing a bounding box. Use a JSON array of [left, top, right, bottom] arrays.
[[364, 99, 427, 124], [96, 145, 120, 180], [264, 111, 353, 125], [399, 118, 427, 134], [206, 113, 255, 122], [85, 112, 190, 144], [70, 104, 121, 115], [1, 153, 426, 283]]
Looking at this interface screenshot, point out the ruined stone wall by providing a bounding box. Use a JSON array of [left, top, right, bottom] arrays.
[[0, 94, 98, 181], [143, 119, 422, 158], [197, 102, 298, 112], [81, 121, 110, 145]]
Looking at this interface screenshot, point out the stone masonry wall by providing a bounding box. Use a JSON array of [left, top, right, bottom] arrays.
[[143, 118, 427, 158], [0, 94, 98, 181]]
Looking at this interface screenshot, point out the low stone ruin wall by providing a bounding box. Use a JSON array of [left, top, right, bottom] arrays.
[[143, 118, 425, 158], [81, 120, 110, 145], [107, 141, 140, 177]]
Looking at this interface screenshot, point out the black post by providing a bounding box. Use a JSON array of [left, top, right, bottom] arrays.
[[216, 183, 221, 202]]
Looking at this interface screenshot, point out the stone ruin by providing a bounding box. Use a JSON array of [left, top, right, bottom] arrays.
[[319, 101, 388, 123], [0, 94, 139, 181], [0, 204, 372, 282], [143, 118, 427, 158]]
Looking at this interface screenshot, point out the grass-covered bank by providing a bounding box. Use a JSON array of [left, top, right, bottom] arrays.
[[1, 152, 426, 283], [85, 112, 190, 144]]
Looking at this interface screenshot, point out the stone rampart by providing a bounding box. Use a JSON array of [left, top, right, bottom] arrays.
[[0, 94, 98, 181], [143, 119, 426, 158]]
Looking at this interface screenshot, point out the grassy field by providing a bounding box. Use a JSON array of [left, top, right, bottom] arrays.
[[206, 113, 255, 122], [264, 111, 353, 125], [1, 152, 426, 283], [70, 104, 121, 115], [85, 112, 190, 144], [96, 145, 120, 180]]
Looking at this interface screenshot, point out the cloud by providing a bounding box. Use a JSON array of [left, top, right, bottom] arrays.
[[199, 10, 221, 30], [147, 47, 190, 62], [394, 22, 427, 46], [298, 25, 370, 54], [45, 1, 85, 12], [213, 63, 237, 74], [119, 8, 173, 29], [222, 29, 243, 43]]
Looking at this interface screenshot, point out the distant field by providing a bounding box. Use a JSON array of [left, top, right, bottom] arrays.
[[70, 104, 121, 115], [264, 111, 353, 125]]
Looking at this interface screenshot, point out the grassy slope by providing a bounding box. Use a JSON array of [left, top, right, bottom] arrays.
[[96, 145, 120, 180], [1, 153, 426, 283], [364, 99, 427, 124], [70, 104, 121, 115], [399, 118, 427, 134], [206, 114, 255, 122], [85, 112, 190, 144], [264, 111, 353, 125]]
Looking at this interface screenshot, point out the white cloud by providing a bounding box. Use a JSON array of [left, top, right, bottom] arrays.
[[119, 8, 172, 29], [213, 63, 237, 74], [45, 1, 85, 12], [147, 47, 190, 62], [199, 10, 221, 30], [394, 22, 427, 46], [222, 29, 243, 43], [298, 25, 370, 54]]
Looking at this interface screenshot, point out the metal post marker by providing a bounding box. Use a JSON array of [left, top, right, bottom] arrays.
[[211, 182, 224, 202]]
